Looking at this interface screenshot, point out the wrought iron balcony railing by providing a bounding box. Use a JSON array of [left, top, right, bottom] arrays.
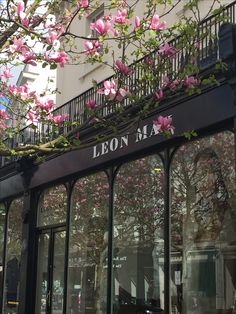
[[1, 0, 236, 167]]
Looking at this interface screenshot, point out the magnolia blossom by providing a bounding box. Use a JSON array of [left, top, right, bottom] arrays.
[[162, 75, 170, 88], [134, 16, 141, 29], [9, 37, 25, 53], [150, 15, 166, 31], [184, 75, 199, 88], [161, 76, 180, 90], [153, 115, 174, 134], [115, 60, 132, 76], [114, 9, 130, 24], [50, 113, 69, 124], [16, 1, 25, 18], [144, 56, 155, 66], [158, 43, 177, 58], [154, 89, 164, 101], [35, 97, 55, 112], [77, 0, 89, 8], [103, 80, 117, 99], [86, 99, 97, 109], [26, 111, 40, 125], [84, 40, 101, 56], [98, 79, 130, 101], [169, 79, 180, 91], [1, 67, 14, 79], [46, 29, 64, 47], [20, 49, 37, 66], [0, 109, 9, 120], [46, 51, 69, 67], [90, 19, 112, 36], [16, 1, 29, 27], [116, 87, 130, 102], [9, 84, 35, 100]]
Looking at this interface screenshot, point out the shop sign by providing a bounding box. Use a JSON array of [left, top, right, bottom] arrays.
[[92, 122, 159, 159]]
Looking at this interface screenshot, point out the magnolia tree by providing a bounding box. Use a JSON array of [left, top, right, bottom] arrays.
[[0, 0, 224, 160]]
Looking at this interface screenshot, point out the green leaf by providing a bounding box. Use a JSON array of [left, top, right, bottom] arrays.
[[50, 63, 58, 69]]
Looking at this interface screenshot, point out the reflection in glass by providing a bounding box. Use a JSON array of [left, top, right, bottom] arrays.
[[35, 233, 50, 314], [0, 203, 6, 306], [52, 231, 66, 314], [37, 185, 67, 227], [67, 172, 109, 314], [171, 132, 236, 314], [113, 156, 164, 313], [3, 198, 23, 314]]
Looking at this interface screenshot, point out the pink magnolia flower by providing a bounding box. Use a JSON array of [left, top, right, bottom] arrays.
[[114, 9, 130, 24], [46, 29, 64, 46], [0, 109, 9, 119], [20, 50, 37, 66], [26, 111, 40, 125], [50, 113, 69, 124], [1, 67, 14, 79], [195, 40, 200, 49], [9, 37, 25, 53], [153, 115, 175, 135], [98, 79, 130, 102], [184, 75, 199, 88], [16, 1, 29, 27], [144, 56, 155, 66], [46, 51, 69, 67], [20, 16, 29, 27], [84, 40, 101, 56], [86, 99, 97, 109], [115, 60, 132, 76], [16, 1, 25, 18], [158, 43, 178, 58], [103, 80, 117, 99], [77, 0, 89, 8], [169, 79, 180, 91], [154, 89, 164, 101], [9, 84, 35, 100], [134, 16, 141, 29], [116, 87, 131, 102], [150, 15, 166, 31], [90, 19, 112, 36], [162, 75, 170, 88], [36, 98, 55, 112]]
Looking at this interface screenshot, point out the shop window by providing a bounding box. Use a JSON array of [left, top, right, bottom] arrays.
[[2, 198, 23, 314], [171, 131, 236, 314], [113, 156, 165, 314], [0, 203, 6, 307], [67, 172, 109, 314], [37, 185, 67, 227]]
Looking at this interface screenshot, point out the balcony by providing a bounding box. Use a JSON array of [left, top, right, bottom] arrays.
[[1, 0, 236, 168]]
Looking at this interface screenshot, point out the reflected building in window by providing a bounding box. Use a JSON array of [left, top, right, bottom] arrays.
[[171, 132, 236, 314]]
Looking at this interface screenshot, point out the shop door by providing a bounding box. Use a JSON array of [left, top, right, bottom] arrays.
[[35, 227, 66, 314]]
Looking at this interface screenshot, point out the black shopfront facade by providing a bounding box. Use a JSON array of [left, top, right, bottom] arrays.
[[0, 78, 236, 314]]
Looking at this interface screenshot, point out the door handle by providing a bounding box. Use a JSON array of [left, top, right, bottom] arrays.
[[47, 290, 51, 308]]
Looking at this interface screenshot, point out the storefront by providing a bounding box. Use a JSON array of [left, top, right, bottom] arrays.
[[0, 78, 236, 314]]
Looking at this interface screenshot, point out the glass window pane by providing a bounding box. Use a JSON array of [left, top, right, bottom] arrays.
[[37, 185, 67, 227], [67, 172, 109, 314], [35, 233, 50, 314], [0, 203, 6, 305], [3, 198, 23, 314], [52, 231, 66, 314], [171, 131, 236, 314], [113, 156, 164, 313]]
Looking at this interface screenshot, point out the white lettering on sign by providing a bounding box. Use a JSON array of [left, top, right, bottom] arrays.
[[92, 123, 159, 159], [93, 135, 129, 158]]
